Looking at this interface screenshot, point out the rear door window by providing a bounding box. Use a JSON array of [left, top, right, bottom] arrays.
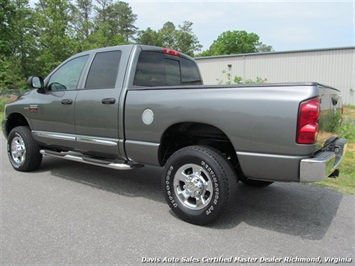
[[85, 51, 122, 89]]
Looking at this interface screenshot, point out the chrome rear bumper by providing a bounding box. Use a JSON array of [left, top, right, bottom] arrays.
[[300, 138, 347, 182]]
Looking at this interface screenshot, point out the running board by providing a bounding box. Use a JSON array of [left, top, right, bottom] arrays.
[[40, 150, 143, 170]]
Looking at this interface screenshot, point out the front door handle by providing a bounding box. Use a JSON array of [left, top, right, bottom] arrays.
[[102, 98, 116, 104], [61, 99, 73, 105]]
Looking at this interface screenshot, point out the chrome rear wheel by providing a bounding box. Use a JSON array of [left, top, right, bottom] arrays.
[[163, 146, 237, 225], [174, 163, 213, 210]]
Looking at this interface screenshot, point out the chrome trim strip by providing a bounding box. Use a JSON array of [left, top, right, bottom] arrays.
[[32, 130, 76, 141], [236, 151, 305, 160], [76, 136, 118, 147], [32, 130, 119, 147], [125, 140, 160, 147]]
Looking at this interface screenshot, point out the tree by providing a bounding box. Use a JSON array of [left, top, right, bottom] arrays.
[[257, 43, 274, 53], [10, 0, 39, 77], [136, 27, 163, 47], [136, 21, 201, 56], [200, 30, 273, 56], [0, 0, 15, 56], [174, 21, 202, 56], [0, 0, 39, 89], [92, 0, 137, 47], [113, 1, 137, 42], [35, 0, 77, 74], [159, 21, 176, 48], [70, 0, 94, 52]]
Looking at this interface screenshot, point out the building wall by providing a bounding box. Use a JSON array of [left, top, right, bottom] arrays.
[[196, 47, 355, 105]]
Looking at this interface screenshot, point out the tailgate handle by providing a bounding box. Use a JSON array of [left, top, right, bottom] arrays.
[[61, 99, 73, 105], [102, 98, 116, 104]]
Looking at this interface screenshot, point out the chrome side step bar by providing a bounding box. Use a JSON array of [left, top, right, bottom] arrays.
[[40, 150, 143, 170]]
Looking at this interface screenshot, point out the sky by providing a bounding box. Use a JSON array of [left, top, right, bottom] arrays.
[[124, 0, 355, 52]]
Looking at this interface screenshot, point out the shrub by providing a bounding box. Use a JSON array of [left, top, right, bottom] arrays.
[[339, 118, 355, 142]]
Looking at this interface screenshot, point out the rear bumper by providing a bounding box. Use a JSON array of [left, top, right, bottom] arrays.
[[300, 138, 347, 182]]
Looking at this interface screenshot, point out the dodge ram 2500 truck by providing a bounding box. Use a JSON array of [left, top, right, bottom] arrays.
[[2, 45, 347, 225]]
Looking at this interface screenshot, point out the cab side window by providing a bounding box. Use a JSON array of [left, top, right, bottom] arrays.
[[48, 55, 89, 91], [181, 58, 202, 85], [85, 51, 122, 89], [133, 51, 202, 87]]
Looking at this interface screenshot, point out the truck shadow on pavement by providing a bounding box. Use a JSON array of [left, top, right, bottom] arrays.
[[40, 157, 342, 241]]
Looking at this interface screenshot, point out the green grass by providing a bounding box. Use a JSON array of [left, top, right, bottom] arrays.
[[0, 111, 3, 122], [314, 106, 355, 194]]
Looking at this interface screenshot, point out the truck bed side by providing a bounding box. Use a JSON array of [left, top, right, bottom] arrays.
[[124, 84, 322, 182]]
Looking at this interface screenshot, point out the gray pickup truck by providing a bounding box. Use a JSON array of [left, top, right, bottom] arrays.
[[2, 45, 347, 225]]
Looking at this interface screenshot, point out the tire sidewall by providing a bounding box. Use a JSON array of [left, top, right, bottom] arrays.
[[163, 149, 228, 224]]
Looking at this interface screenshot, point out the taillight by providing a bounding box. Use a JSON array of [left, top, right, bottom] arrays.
[[163, 48, 180, 56], [297, 97, 320, 144]]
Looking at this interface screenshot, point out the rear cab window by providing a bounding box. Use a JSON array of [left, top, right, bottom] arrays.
[[133, 51, 202, 87]]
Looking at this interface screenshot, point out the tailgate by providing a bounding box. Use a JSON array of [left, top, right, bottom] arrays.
[[317, 84, 343, 151]]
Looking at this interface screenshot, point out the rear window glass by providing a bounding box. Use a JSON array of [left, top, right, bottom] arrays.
[[133, 51, 202, 87]]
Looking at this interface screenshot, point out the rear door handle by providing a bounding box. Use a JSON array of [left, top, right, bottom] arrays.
[[102, 98, 116, 104], [61, 99, 73, 105]]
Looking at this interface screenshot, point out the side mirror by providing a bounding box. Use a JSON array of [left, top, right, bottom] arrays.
[[27, 76, 45, 93]]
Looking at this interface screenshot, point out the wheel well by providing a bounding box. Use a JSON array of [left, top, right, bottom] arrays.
[[159, 122, 239, 168], [4, 113, 30, 137]]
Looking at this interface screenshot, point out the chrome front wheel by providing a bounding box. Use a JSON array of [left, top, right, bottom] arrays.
[[10, 135, 26, 166], [7, 126, 42, 172]]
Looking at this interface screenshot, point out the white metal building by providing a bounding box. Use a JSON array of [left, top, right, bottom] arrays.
[[195, 47, 355, 105]]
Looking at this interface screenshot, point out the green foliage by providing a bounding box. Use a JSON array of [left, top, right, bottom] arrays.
[[0, 0, 139, 88], [1, 1, 273, 91], [136, 21, 202, 56], [0, 0, 15, 56], [319, 110, 342, 134], [0, 98, 7, 112], [200, 30, 273, 56], [217, 70, 267, 85], [313, 107, 355, 194], [34, 0, 78, 74], [94, 0, 137, 44], [136, 27, 163, 47], [0, 56, 27, 90], [0, 92, 20, 112], [70, 0, 94, 52], [338, 118, 355, 142]]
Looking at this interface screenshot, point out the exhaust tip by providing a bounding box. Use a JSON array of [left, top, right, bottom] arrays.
[[328, 169, 340, 178]]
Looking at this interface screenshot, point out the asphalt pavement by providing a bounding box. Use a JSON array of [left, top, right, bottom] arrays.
[[1, 135, 354, 265]]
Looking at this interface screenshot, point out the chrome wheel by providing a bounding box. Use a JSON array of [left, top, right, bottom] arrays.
[[7, 126, 42, 172], [10, 135, 26, 166], [173, 163, 213, 210], [163, 146, 237, 225]]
